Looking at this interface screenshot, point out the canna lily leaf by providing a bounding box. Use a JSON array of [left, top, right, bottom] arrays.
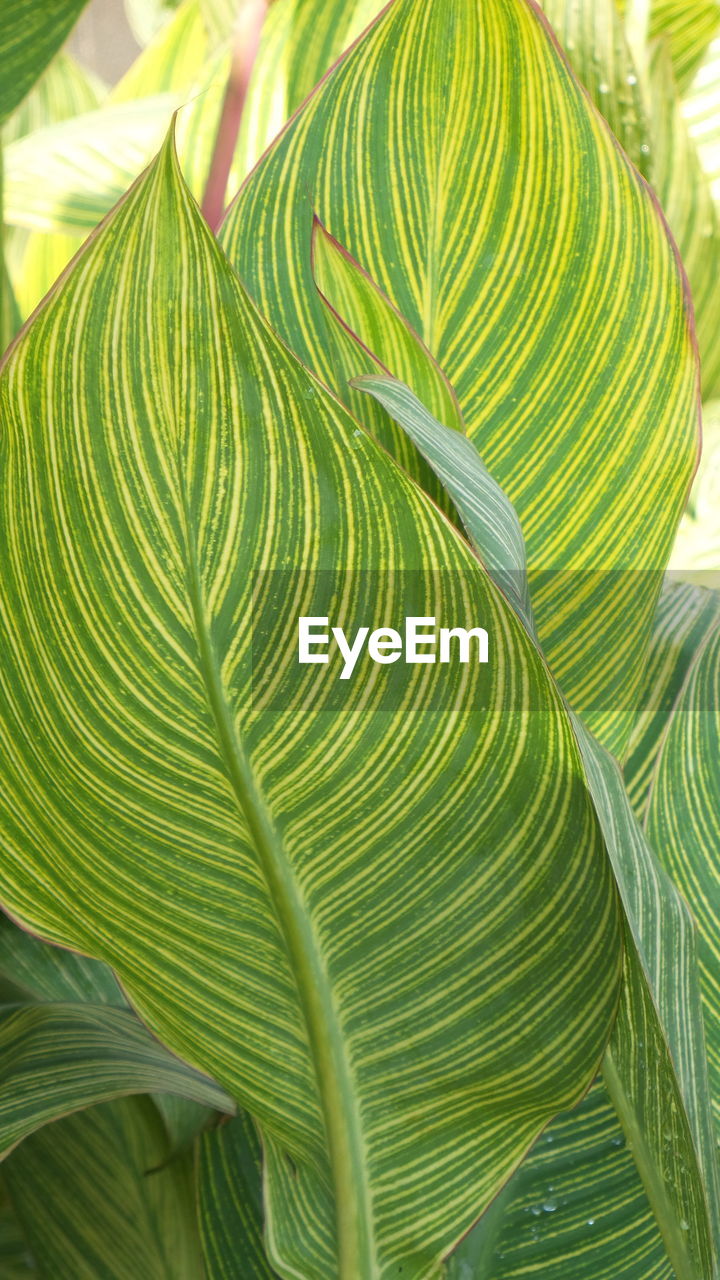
[[2, 97, 178, 235], [648, 0, 720, 91], [2, 52, 105, 146], [236, 0, 385, 176], [0, 129, 622, 1277], [0, 1184, 34, 1278], [198, 1114, 276, 1278], [220, 0, 700, 758], [624, 579, 720, 819], [0, 1003, 234, 1157], [312, 217, 465, 435], [0, 0, 91, 123], [447, 1080, 673, 1280], [683, 34, 720, 202], [647, 615, 720, 1136], [539, 0, 651, 176], [0, 912, 124, 1006], [354, 373, 719, 1278], [4, 1096, 204, 1279], [649, 42, 720, 399]]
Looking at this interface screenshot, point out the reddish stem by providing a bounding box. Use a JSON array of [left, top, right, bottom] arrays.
[[201, 0, 268, 233]]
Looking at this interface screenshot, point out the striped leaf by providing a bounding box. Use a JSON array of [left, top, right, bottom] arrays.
[[624, 579, 720, 819], [647, 615, 720, 1136], [236, 0, 384, 175], [312, 218, 464, 435], [0, 1003, 233, 1157], [4, 1096, 203, 1279], [354, 373, 719, 1278], [539, 0, 651, 176], [0, 1, 91, 123], [220, 0, 699, 757], [3, 97, 178, 234], [0, 129, 623, 1277], [447, 1080, 672, 1280], [648, 0, 720, 91], [2, 52, 105, 146], [198, 1115, 276, 1278], [649, 42, 720, 399], [0, 912, 123, 1006]]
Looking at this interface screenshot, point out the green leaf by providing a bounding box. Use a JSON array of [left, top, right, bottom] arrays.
[[2, 52, 105, 146], [0, 129, 622, 1277], [236, 0, 385, 175], [312, 217, 465, 435], [539, 0, 651, 176], [0, 1184, 35, 1278], [624, 579, 720, 819], [0, 1003, 234, 1156], [447, 1080, 673, 1280], [649, 0, 720, 91], [0, 0, 91, 124], [220, 0, 699, 757], [648, 41, 720, 399], [3, 97, 178, 234], [683, 35, 720, 202], [0, 912, 124, 1005], [4, 1096, 203, 1279], [648, 616, 720, 1137], [354, 373, 719, 1278], [198, 1115, 276, 1278]]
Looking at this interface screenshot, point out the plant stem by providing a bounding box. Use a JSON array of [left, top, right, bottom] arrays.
[[201, 0, 268, 233]]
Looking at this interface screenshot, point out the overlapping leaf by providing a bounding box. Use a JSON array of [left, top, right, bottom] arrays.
[[649, 43, 720, 398], [539, 0, 651, 175], [0, 130, 622, 1277], [0, 1003, 233, 1156], [354, 373, 719, 1277], [3, 97, 177, 234], [4, 1096, 203, 1279], [221, 0, 699, 757], [447, 1081, 672, 1280], [648, 615, 720, 1135], [198, 1115, 276, 1278], [624, 579, 720, 818]]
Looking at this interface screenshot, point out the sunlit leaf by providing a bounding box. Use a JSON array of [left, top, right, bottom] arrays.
[[221, 0, 699, 757], [0, 129, 622, 1277], [3, 97, 178, 235]]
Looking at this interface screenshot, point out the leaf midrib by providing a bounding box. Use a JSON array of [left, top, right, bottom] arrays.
[[177, 489, 378, 1279]]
